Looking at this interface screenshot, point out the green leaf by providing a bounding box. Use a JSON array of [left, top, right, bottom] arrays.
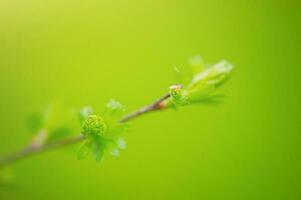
[[77, 138, 106, 162], [185, 59, 233, 104], [116, 138, 126, 149], [26, 106, 50, 134], [188, 60, 233, 90], [26, 113, 44, 134], [188, 82, 215, 102], [44, 102, 81, 137], [77, 100, 129, 162], [92, 139, 105, 162], [110, 148, 120, 157], [106, 99, 125, 113], [103, 99, 126, 120], [27, 102, 81, 142], [164, 56, 233, 109], [107, 123, 130, 139], [77, 140, 91, 160]]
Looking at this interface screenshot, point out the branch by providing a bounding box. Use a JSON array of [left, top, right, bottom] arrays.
[[0, 54, 234, 167], [119, 93, 170, 122], [0, 91, 172, 167], [0, 135, 84, 166]]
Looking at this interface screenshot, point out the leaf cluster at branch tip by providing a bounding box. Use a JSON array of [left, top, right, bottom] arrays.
[[164, 55, 234, 108], [81, 115, 107, 138], [78, 100, 129, 162]]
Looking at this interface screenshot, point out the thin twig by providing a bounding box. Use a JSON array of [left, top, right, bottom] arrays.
[[0, 92, 171, 167], [119, 93, 170, 122], [0, 135, 84, 166]]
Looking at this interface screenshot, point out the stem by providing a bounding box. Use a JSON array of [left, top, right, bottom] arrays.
[[0, 92, 171, 167], [0, 136, 84, 166], [119, 93, 170, 122]]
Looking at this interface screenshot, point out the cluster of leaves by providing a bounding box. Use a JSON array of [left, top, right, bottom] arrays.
[[26, 100, 129, 162], [165, 55, 234, 108], [77, 100, 129, 162]]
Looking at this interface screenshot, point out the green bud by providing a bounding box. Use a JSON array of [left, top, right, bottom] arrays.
[[81, 115, 107, 138], [169, 85, 189, 106]]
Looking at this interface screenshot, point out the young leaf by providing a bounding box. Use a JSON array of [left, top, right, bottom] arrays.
[[44, 102, 81, 141], [116, 138, 126, 149], [106, 123, 130, 140], [77, 140, 91, 160], [26, 113, 44, 134], [110, 148, 120, 157], [78, 100, 129, 162], [164, 56, 233, 109], [103, 99, 126, 120], [92, 139, 105, 162], [26, 107, 49, 134], [188, 82, 215, 102], [188, 60, 233, 90], [106, 99, 125, 114]]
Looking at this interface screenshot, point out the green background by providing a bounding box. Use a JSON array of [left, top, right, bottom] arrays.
[[0, 0, 300, 199]]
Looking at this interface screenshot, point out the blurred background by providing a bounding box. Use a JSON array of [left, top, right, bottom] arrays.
[[0, 0, 300, 199]]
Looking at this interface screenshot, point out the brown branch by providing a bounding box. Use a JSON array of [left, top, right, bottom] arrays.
[[119, 93, 170, 122], [0, 91, 172, 167], [0, 135, 84, 166]]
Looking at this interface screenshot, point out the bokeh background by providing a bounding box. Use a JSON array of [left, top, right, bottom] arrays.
[[0, 0, 300, 199]]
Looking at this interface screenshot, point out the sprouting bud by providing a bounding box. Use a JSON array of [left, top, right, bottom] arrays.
[[169, 85, 183, 98], [81, 115, 107, 138], [169, 84, 189, 106], [164, 56, 234, 107]]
